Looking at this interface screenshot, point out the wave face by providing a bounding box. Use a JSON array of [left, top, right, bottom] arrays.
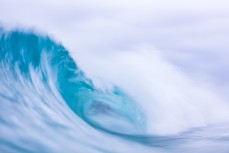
[[1, 29, 229, 153]]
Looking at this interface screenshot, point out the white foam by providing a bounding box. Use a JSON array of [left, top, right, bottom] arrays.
[[72, 45, 229, 135]]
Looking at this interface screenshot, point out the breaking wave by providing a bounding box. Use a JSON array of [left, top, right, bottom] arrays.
[[1, 29, 229, 153]]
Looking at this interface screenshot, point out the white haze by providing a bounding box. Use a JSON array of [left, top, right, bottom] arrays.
[[74, 46, 229, 135]]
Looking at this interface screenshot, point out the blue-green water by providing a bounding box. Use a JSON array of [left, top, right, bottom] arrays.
[[1, 29, 229, 153]]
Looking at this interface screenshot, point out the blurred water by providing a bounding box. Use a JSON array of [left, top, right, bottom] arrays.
[[1, 29, 229, 153]]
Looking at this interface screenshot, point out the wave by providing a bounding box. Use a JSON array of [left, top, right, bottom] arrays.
[[0, 29, 146, 133], [0, 29, 149, 152], [1, 28, 229, 153]]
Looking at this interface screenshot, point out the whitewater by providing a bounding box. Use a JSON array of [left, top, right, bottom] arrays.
[[1, 28, 229, 153]]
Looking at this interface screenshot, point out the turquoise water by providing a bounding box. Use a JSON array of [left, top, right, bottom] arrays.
[[1, 29, 229, 153]]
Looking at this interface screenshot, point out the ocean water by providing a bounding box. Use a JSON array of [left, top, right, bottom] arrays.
[[1, 29, 229, 153]]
